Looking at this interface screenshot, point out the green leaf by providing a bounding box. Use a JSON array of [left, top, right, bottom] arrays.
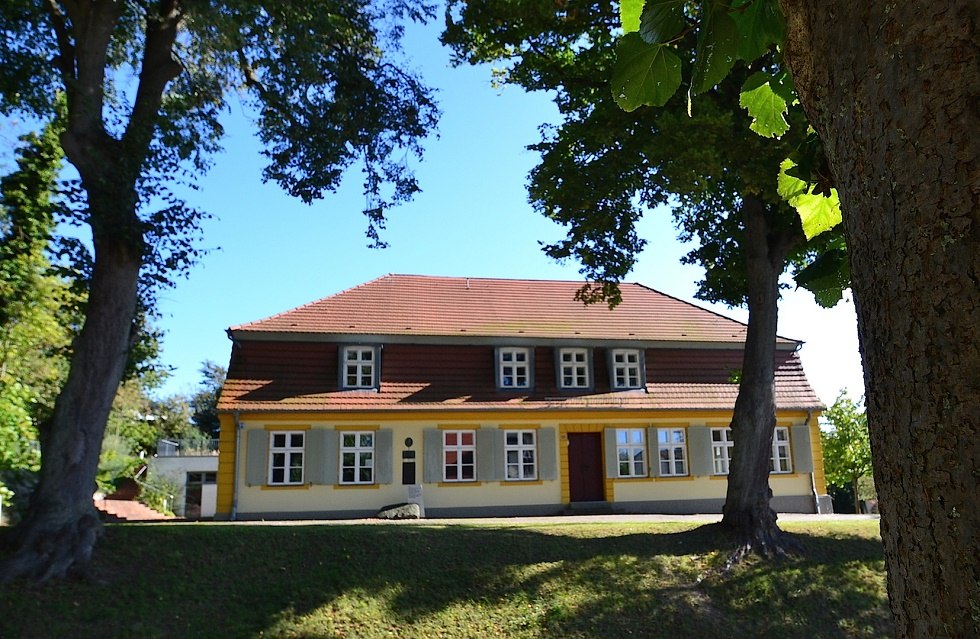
[[794, 248, 850, 308], [639, 0, 687, 44], [739, 71, 790, 137], [779, 158, 842, 239], [690, 4, 739, 96], [611, 33, 683, 111], [620, 0, 643, 33], [732, 0, 786, 62]]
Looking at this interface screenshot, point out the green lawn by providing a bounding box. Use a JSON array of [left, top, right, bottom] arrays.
[[0, 520, 890, 639]]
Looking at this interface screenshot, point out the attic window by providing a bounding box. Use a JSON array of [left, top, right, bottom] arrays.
[[610, 348, 643, 389], [497, 347, 532, 389], [341, 345, 379, 389]]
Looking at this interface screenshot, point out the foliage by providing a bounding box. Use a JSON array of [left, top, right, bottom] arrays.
[[137, 472, 181, 517], [0, 120, 74, 510], [96, 432, 143, 496], [609, 0, 841, 242], [0, 520, 890, 638], [443, 0, 841, 309], [821, 391, 874, 512], [191, 360, 226, 436]]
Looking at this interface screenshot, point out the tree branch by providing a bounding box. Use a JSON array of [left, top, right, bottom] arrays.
[[122, 0, 184, 175], [43, 0, 76, 90]]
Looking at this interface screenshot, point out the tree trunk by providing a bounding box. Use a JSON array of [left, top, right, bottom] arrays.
[[720, 195, 800, 559], [852, 477, 861, 516], [780, 2, 979, 636], [0, 224, 142, 583]]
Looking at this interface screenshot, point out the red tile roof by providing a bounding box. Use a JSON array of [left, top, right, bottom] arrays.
[[229, 274, 798, 346]]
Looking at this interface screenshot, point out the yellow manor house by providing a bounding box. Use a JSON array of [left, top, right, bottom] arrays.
[[215, 274, 832, 520]]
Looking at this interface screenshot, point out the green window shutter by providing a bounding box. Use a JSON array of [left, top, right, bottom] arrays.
[[306, 429, 325, 484], [604, 428, 619, 478], [245, 429, 268, 486], [376, 429, 393, 484], [477, 426, 499, 481], [538, 427, 558, 481], [306, 429, 338, 485], [687, 426, 712, 476], [423, 429, 442, 483], [791, 424, 814, 473], [648, 427, 661, 478]]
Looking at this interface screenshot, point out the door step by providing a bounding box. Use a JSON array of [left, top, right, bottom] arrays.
[[563, 501, 616, 516]]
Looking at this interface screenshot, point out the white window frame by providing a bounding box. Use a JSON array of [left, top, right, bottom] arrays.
[[268, 431, 305, 485], [343, 345, 376, 389], [616, 428, 647, 477], [770, 427, 793, 474], [558, 348, 590, 389], [657, 428, 688, 476], [339, 431, 375, 485], [611, 349, 642, 389], [504, 430, 537, 481], [711, 427, 734, 475], [443, 430, 476, 482], [498, 347, 531, 389]]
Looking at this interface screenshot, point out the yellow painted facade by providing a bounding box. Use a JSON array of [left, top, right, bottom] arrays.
[[216, 408, 823, 519]]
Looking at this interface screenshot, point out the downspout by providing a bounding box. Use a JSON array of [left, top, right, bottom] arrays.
[[231, 410, 242, 521], [806, 409, 821, 514]]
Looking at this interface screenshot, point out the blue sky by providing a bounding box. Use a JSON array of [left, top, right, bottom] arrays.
[[10, 18, 865, 406]]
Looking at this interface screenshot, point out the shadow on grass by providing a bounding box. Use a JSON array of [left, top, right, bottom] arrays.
[[0, 521, 890, 639]]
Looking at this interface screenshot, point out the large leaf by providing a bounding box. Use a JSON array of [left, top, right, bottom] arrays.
[[620, 0, 643, 33], [779, 158, 842, 239], [732, 0, 786, 62], [612, 33, 682, 111], [689, 4, 739, 96], [740, 71, 791, 137], [794, 248, 850, 308], [639, 0, 687, 44]]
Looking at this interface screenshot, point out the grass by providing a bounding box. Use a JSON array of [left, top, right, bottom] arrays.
[[0, 520, 890, 639]]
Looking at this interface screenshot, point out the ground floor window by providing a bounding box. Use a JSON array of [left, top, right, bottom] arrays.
[[770, 427, 792, 473], [443, 430, 476, 481], [711, 427, 734, 475], [504, 430, 537, 480], [269, 431, 305, 485], [616, 428, 646, 477], [657, 428, 688, 476], [340, 431, 375, 484]]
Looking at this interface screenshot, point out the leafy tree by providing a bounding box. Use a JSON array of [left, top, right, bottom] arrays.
[[0, 121, 75, 516], [592, 0, 977, 633], [0, 0, 438, 582], [821, 392, 872, 514], [190, 361, 226, 437], [444, 0, 839, 557]]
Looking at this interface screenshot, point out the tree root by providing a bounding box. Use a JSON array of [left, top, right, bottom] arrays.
[[0, 513, 103, 584]]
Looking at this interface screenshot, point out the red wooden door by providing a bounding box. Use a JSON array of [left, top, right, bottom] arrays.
[[567, 433, 605, 502]]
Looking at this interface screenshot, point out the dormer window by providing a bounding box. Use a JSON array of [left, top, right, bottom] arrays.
[[558, 348, 590, 389], [610, 348, 643, 389], [341, 345, 379, 389], [497, 347, 532, 389]]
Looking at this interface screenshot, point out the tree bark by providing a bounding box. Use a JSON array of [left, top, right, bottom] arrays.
[[720, 195, 801, 559], [0, 228, 142, 583], [780, 2, 979, 636]]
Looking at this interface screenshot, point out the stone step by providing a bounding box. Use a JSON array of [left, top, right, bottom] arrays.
[[95, 498, 174, 523]]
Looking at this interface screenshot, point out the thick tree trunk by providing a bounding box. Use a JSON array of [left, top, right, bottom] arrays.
[[780, 2, 979, 636], [0, 222, 142, 583], [720, 196, 800, 559]]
